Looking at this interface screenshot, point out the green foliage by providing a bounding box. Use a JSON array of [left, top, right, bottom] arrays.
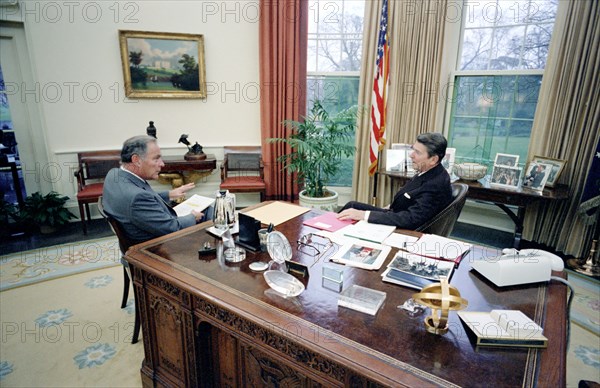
[[171, 54, 199, 91], [268, 100, 357, 198], [20, 191, 77, 228]]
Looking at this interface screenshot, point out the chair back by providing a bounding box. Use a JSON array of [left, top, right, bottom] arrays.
[[416, 183, 469, 237], [76, 150, 121, 187], [98, 196, 135, 255], [220, 146, 266, 201]]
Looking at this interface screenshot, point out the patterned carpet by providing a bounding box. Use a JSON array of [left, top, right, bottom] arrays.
[[0, 240, 598, 386], [0, 236, 120, 291]]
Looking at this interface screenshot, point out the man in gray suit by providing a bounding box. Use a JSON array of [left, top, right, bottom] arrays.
[[102, 135, 206, 244]]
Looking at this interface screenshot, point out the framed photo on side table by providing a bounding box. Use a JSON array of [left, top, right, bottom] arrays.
[[494, 153, 520, 167], [531, 156, 567, 187], [522, 162, 553, 191], [490, 165, 522, 190], [119, 30, 207, 99]]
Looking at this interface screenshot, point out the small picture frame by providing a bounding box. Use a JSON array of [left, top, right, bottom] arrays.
[[490, 165, 522, 190], [442, 147, 456, 175], [494, 153, 520, 167], [386, 149, 408, 172], [531, 155, 567, 187], [522, 162, 553, 191]]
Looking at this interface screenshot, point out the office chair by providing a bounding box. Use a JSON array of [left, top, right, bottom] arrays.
[[416, 183, 469, 237], [97, 196, 141, 344]]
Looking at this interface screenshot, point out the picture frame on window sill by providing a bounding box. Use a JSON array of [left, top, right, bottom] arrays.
[[490, 165, 522, 190], [494, 153, 520, 168], [522, 162, 553, 191], [119, 30, 207, 99], [531, 156, 567, 188]]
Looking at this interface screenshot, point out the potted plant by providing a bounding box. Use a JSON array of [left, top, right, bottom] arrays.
[[268, 100, 357, 211], [20, 191, 77, 234]]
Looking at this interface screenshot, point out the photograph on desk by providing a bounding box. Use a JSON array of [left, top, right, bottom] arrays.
[[523, 162, 553, 191], [381, 251, 455, 290], [531, 155, 566, 187], [490, 165, 522, 189], [331, 242, 392, 270]]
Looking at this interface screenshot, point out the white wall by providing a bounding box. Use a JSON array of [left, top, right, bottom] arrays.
[[1, 1, 262, 205]]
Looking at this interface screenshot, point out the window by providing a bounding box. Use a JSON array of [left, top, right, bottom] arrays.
[[447, 0, 558, 167], [307, 0, 365, 186]]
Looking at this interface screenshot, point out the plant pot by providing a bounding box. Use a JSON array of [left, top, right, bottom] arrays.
[[299, 189, 339, 212]]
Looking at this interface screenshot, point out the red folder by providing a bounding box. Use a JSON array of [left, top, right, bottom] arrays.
[[303, 212, 356, 232]]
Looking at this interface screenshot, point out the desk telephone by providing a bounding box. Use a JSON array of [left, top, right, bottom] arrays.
[[471, 248, 564, 287]]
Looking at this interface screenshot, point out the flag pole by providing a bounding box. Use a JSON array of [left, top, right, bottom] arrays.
[[371, 150, 381, 205]]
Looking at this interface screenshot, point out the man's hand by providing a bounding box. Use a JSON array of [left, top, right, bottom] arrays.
[[191, 209, 205, 223], [169, 182, 195, 200], [337, 208, 366, 221]]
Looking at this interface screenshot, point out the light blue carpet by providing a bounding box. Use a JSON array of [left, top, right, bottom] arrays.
[[0, 236, 120, 291]]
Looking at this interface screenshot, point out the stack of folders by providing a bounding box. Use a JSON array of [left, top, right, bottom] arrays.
[[381, 251, 455, 290]]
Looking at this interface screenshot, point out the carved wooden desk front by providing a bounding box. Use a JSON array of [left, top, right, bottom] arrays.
[[125, 204, 567, 387]]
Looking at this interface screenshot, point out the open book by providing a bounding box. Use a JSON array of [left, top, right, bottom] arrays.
[[381, 251, 455, 290], [457, 310, 547, 348], [173, 194, 215, 217]]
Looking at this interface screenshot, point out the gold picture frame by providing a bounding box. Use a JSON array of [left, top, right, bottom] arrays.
[[119, 30, 206, 99], [531, 155, 567, 188]]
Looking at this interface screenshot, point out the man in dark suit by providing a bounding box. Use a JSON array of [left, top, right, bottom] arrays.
[[337, 132, 452, 229], [102, 135, 206, 244]]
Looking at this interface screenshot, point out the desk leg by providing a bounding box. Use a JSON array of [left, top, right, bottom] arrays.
[[495, 204, 524, 249]]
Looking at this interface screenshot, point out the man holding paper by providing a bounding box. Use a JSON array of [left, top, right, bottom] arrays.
[[103, 135, 210, 244], [337, 133, 452, 229]]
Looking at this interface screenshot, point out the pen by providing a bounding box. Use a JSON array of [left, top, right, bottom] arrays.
[[267, 223, 274, 233]]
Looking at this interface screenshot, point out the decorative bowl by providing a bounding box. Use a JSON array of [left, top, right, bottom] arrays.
[[454, 163, 487, 181]]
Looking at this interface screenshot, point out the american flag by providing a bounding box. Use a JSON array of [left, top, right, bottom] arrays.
[[369, 0, 390, 176]]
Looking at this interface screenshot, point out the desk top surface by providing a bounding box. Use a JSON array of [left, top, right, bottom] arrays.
[[127, 204, 567, 387]]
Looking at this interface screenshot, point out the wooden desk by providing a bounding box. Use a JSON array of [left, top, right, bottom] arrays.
[[126, 204, 567, 387], [377, 170, 569, 248]]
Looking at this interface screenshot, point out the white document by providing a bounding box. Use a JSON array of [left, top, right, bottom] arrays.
[[174, 194, 215, 217], [383, 233, 419, 249], [341, 221, 396, 244], [405, 234, 472, 261]]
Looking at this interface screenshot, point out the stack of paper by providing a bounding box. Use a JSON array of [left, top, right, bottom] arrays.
[[303, 212, 356, 232], [340, 221, 396, 244], [404, 234, 472, 264], [174, 194, 215, 217]]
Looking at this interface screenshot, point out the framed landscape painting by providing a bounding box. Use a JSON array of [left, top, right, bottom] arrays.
[[119, 30, 206, 98]]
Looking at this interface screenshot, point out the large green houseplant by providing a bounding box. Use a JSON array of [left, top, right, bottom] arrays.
[[268, 100, 357, 210], [20, 191, 77, 233]]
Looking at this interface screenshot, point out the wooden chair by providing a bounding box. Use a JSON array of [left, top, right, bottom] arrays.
[[416, 183, 469, 237], [97, 196, 141, 344], [74, 150, 120, 234], [220, 146, 266, 201]]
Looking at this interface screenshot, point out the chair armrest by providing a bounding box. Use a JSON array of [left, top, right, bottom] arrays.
[[74, 167, 85, 190]]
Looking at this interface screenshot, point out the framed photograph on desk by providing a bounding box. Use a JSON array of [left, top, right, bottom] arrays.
[[494, 153, 519, 167], [490, 165, 521, 190], [523, 162, 553, 191], [531, 156, 566, 187]]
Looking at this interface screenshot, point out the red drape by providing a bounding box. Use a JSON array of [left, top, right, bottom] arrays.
[[259, 0, 307, 201]]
